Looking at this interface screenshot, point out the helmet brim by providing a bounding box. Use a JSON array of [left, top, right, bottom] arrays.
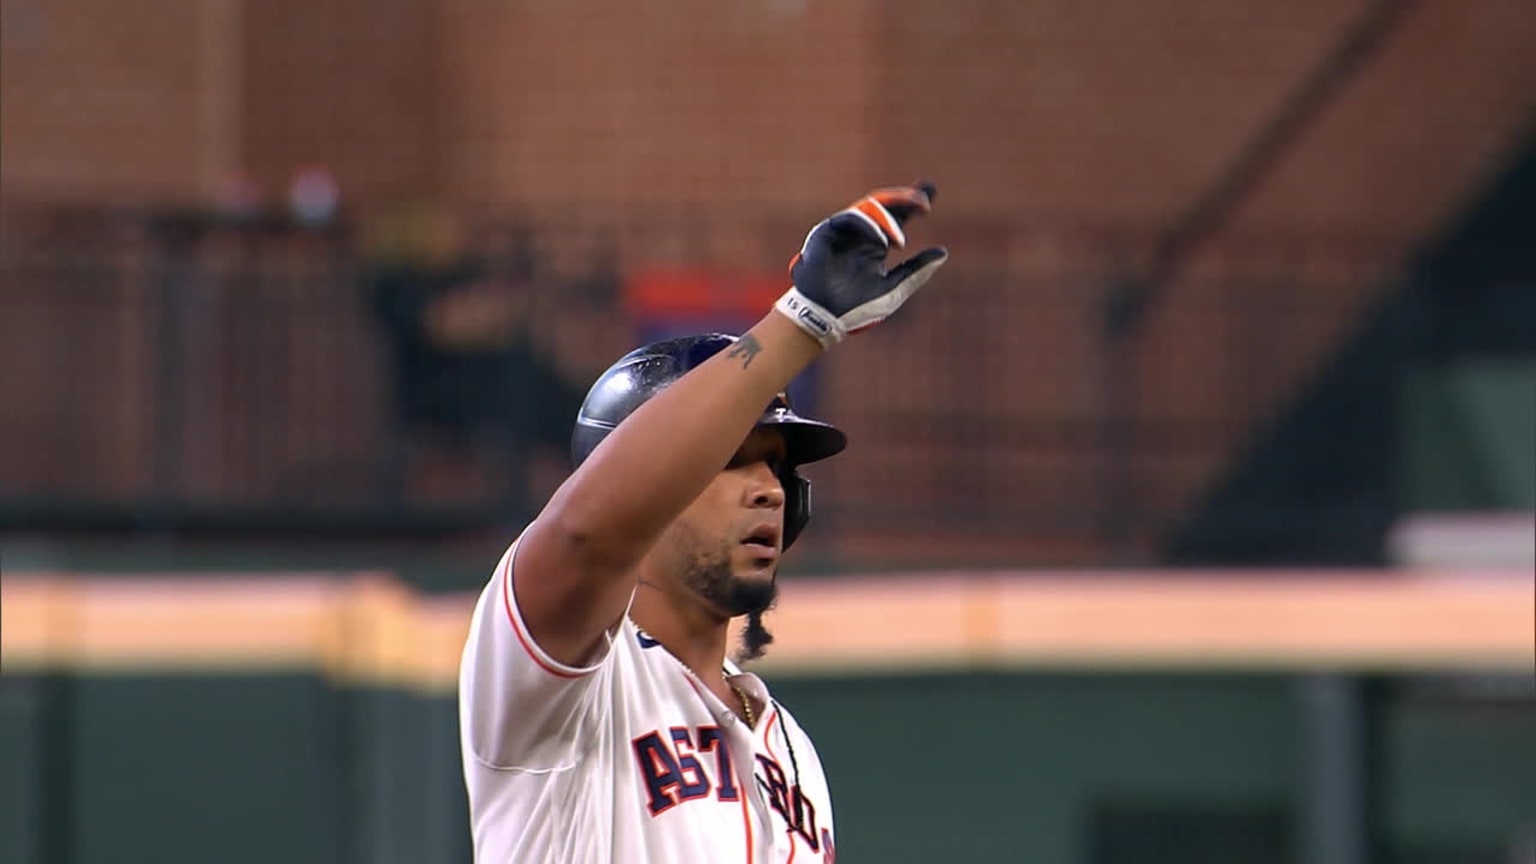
[[761, 410, 847, 466]]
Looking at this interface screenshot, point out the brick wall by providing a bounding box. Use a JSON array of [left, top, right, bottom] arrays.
[[874, 0, 1360, 222], [7, 0, 1529, 236], [240, 0, 441, 209], [4, 0, 1533, 561], [451, 0, 879, 211], [0, 0, 239, 205]]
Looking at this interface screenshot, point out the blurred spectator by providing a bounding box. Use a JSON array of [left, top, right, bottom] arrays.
[[365, 206, 584, 514]]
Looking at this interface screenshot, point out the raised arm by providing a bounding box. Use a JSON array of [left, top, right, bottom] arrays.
[[514, 184, 949, 665]]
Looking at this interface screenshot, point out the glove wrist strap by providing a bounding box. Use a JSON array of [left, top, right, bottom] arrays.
[[775, 288, 845, 348]]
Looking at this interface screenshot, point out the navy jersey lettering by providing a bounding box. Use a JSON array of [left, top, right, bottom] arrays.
[[633, 732, 687, 815], [755, 754, 820, 850], [696, 726, 740, 801], [668, 727, 712, 802], [632, 725, 743, 815]]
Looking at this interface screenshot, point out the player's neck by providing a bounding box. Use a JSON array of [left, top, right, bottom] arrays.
[[630, 577, 731, 687]]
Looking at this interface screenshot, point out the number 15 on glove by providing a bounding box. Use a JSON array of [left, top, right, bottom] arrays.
[[776, 182, 949, 348]]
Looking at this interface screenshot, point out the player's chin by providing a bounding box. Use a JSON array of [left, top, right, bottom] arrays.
[[722, 568, 778, 617]]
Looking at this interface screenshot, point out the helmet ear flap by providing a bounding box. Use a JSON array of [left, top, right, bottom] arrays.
[[781, 468, 812, 550]]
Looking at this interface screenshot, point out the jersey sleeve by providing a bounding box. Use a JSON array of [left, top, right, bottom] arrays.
[[458, 536, 619, 770]]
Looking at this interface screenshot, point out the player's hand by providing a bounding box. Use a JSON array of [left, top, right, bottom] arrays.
[[774, 182, 949, 347]]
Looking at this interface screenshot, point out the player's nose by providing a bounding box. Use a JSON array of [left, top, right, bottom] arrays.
[[744, 462, 785, 509]]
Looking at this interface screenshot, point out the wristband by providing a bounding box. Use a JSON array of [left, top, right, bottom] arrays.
[[774, 288, 845, 348]]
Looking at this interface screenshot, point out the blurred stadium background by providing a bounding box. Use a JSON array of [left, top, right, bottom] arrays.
[[1, 0, 1533, 862]]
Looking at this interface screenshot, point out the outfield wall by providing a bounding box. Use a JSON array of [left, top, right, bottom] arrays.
[[2, 570, 1531, 863]]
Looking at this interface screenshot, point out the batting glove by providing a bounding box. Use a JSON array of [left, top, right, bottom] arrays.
[[775, 182, 949, 348]]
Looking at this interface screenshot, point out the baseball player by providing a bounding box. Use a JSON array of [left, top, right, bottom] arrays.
[[459, 183, 947, 862]]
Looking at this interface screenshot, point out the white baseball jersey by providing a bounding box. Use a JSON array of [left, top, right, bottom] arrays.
[[460, 539, 837, 863]]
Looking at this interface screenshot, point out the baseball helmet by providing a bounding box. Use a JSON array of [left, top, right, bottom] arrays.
[[571, 333, 847, 549]]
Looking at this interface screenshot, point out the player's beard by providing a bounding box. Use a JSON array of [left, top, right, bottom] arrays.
[[682, 549, 779, 618]]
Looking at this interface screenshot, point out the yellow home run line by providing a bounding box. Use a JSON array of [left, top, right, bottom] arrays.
[[0, 573, 473, 694], [2, 569, 1532, 691]]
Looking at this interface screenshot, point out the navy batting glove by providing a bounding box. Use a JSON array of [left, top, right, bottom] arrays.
[[775, 182, 949, 347]]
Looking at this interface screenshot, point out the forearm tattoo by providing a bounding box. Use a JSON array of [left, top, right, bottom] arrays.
[[726, 334, 763, 369]]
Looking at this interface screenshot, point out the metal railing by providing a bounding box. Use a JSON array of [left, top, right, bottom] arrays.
[[0, 205, 1406, 566]]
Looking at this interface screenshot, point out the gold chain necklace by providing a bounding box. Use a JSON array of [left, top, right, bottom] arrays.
[[671, 646, 756, 727], [729, 679, 756, 727]]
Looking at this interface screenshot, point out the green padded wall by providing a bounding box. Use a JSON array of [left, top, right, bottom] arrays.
[[770, 673, 1298, 863], [7, 671, 1533, 863], [1399, 362, 1536, 511]]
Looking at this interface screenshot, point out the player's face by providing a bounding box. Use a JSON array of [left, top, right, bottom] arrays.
[[667, 427, 789, 618]]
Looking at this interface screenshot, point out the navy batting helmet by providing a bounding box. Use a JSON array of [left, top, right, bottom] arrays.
[[571, 333, 846, 549]]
